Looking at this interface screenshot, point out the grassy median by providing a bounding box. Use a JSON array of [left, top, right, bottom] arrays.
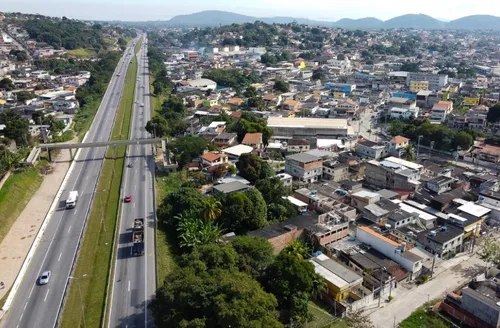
[[60, 40, 139, 328], [0, 168, 43, 244]]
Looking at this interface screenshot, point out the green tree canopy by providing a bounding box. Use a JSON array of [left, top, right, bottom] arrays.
[[151, 267, 282, 327], [273, 80, 289, 93], [15, 91, 37, 102], [220, 189, 268, 234], [236, 153, 265, 184], [171, 136, 207, 168], [159, 187, 206, 225], [0, 78, 15, 91], [452, 130, 474, 150], [145, 115, 169, 137], [231, 236, 274, 278], [487, 104, 500, 123]]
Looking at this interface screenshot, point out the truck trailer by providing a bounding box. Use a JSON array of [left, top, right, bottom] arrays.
[[132, 218, 145, 256]]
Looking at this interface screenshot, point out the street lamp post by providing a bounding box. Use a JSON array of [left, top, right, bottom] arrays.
[[430, 140, 435, 158], [69, 274, 88, 328]]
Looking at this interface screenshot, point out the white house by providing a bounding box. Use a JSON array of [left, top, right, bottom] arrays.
[[389, 107, 420, 120]]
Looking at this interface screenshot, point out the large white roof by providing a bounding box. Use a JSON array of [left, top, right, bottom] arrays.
[[222, 144, 253, 157], [458, 202, 490, 218]]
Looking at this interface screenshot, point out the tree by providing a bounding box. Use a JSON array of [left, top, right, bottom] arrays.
[[232, 236, 274, 278], [244, 86, 258, 98], [400, 62, 420, 72], [0, 78, 15, 91], [344, 310, 376, 328], [171, 136, 207, 168], [453, 130, 474, 150], [201, 197, 222, 221], [273, 80, 289, 93], [145, 115, 169, 137], [151, 268, 282, 327], [180, 243, 239, 271], [312, 68, 325, 81], [159, 187, 206, 225], [236, 153, 264, 184], [255, 176, 290, 204], [487, 104, 500, 123], [478, 237, 500, 267], [15, 91, 37, 102], [5, 118, 29, 146], [388, 120, 406, 136], [10, 49, 28, 61], [402, 144, 416, 162], [282, 241, 311, 261], [265, 253, 319, 324], [220, 189, 268, 234]]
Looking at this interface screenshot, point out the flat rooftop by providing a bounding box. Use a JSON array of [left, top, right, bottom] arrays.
[[268, 117, 351, 129]]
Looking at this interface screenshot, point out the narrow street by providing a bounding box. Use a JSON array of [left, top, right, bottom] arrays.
[[367, 252, 486, 328]]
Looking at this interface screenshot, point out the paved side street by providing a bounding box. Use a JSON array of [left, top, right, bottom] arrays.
[[368, 252, 486, 328]]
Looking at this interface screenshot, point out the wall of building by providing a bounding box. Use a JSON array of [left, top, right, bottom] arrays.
[[461, 289, 500, 328], [365, 163, 388, 188]]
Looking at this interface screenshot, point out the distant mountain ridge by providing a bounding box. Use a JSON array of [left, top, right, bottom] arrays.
[[137, 10, 500, 30]]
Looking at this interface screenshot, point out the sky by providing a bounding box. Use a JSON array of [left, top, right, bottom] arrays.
[[2, 0, 500, 22]]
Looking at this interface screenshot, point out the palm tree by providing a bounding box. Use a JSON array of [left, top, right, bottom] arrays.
[[311, 275, 327, 300], [201, 197, 222, 221], [282, 241, 310, 261], [402, 144, 416, 162]]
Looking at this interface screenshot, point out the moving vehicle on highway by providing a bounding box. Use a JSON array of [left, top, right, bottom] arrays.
[[65, 191, 78, 209], [132, 218, 145, 256], [39, 271, 51, 285], [124, 195, 132, 203]]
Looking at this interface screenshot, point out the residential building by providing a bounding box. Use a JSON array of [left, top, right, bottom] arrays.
[[286, 139, 310, 153], [364, 157, 422, 191], [409, 81, 429, 93], [356, 226, 422, 279], [335, 99, 359, 116], [200, 152, 229, 167], [221, 144, 254, 160], [406, 72, 448, 91], [389, 136, 410, 157], [187, 78, 217, 91], [308, 211, 350, 246], [417, 225, 463, 258], [310, 254, 364, 303], [322, 160, 349, 182], [426, 176, 454, 194], [356, 139, 388, 160], [325, 82, 356, 96], [212, 132, 237, 148], [350, 190, 381, 211], [281, 99, 301, 112], [430, 101, 453, 123], [226, 97, 245, 110], [389, 107, 420, 120], [212, 181, 250, 195], [241, 132, 263, 150], [386, 97, 417, 110], [276, 173, 293, 187], [285, 152, 323, 183]]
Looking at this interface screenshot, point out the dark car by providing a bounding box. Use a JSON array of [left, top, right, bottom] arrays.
[[124, 195, 132, 203]]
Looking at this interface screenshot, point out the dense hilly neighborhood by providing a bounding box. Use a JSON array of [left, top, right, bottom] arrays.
[[3, 8, 500, 328]]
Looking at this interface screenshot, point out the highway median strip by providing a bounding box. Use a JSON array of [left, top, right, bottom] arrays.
[[59, 41, 139, 328]]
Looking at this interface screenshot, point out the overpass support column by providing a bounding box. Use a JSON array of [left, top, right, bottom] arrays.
[[69, 148, 74, 161], [113, 145, 117, 159], [48, 149, 52, 162]]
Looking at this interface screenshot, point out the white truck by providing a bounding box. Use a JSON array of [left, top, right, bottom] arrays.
[[66, 191, 78, 209]]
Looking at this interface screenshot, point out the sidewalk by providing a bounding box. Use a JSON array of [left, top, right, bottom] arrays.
[[0, 150, 72, 303], [367, 252, 486, 328]]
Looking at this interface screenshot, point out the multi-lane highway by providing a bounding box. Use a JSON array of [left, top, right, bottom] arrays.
[[108, 35, 156, 328], [1, 39, 139, 328]]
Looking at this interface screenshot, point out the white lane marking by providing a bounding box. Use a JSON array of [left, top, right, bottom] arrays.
[[74, 209, 78, 215], [128, 280, 131, 292], [58, 252, 62, 262], [44, 289, 50, 302], [23, 302, 28, 312], [28, 285, 34, 298], [67, 225, 72, 234], [133, 203, 136, 208]]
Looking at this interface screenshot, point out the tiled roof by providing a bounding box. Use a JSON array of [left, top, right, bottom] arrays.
[[391, 136, 410, 144], [242, 133, 263, 145], [201, 152, 226, 162]]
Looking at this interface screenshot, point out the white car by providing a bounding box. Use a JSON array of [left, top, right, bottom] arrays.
[[39, 271, 51, 285]]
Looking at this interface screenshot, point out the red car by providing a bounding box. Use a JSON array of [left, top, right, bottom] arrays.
[[124, 195, 132, 203]]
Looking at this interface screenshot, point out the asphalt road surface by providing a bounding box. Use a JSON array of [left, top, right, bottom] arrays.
[[0, 39, 139, 328], [108, 35, 156, 328]]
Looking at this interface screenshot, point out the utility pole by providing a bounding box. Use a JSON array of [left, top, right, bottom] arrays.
[[416, 135, 423, 159], [430, 254, 437, 278], [430, 140, 435, 158]]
